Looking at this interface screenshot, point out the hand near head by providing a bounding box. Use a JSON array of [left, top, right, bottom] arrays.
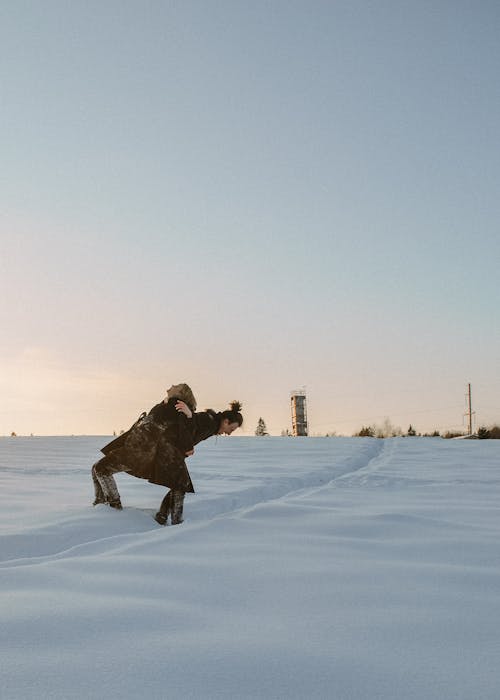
[[175, 400, 193, 419]]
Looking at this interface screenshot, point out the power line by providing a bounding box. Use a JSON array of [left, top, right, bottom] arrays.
[[464, 383, 475, 436]]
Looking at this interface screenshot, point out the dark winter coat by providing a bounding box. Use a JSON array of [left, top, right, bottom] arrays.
[[101, 395, 195, 492], [149, 409, 222, 490], [100, 398, 222, 493]]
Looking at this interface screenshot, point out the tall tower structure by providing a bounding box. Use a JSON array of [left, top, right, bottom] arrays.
[[290, 390, 308, 436]]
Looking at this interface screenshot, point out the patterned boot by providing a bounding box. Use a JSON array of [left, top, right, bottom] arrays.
[[171, 490, 185, 526], [92, 463, 107, 505], [154, 491, 172, 526], [92, 458, 124, 510]]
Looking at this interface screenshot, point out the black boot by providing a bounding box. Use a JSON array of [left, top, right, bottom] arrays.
[[154, 490, 172, 526], [171, 491, 185, 525], [154, 512, 167, 526]]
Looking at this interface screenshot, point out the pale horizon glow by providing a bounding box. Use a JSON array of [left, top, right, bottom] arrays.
[[1, 2, 499, 436]]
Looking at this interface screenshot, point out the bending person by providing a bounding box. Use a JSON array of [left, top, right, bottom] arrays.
[[154, 400, 243, 526], [91, 383, 197, 510]]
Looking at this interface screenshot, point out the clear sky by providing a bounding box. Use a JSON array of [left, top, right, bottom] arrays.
[[1, 1, 499, 436]]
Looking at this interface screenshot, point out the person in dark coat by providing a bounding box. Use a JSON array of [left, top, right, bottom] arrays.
[[91, 383, 197, 510], [154, 400, 243, 526]]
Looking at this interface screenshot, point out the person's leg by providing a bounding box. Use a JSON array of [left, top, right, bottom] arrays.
[[154, 490, 172, 526], [92, 457, 129, 509], [170, 490, 185, 525], [92, 462, 107, 505]]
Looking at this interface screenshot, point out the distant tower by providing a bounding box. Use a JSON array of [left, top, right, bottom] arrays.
[[290, 390, 308, 436]]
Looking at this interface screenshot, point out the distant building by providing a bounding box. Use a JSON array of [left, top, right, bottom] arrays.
[[290, 390, 308, 436]]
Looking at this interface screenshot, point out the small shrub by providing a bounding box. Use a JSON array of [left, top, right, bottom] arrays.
[[478, 424, 500, 439], [356, 426, 375, 437], [443, 431, 465, 439]]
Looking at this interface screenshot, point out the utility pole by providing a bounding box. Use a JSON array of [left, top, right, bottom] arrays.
[[464, 383, 475, 436]]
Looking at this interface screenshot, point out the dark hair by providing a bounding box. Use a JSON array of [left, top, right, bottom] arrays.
[[220, 400, 243, 426]]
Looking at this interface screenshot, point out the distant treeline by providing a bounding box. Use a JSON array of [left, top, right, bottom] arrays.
[[352, 421, 500, 439], [477, 425, 500, 439]]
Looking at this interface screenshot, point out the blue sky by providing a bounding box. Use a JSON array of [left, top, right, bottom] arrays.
[[1, 1, 499, 435]]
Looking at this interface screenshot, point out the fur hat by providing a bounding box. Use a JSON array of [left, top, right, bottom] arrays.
[[166, 383, 197, 411]]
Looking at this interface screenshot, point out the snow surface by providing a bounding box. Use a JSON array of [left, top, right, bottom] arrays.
[[1, 436, 499, 700]]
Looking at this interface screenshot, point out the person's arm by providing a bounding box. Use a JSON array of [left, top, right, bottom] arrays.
[[190, 410, 218, 445], [175, 402, 195, 454]]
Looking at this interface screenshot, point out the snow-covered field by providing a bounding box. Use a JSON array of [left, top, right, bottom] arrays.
[[1, 436, 499, 700]]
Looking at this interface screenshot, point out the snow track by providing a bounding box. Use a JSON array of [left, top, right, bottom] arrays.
[[0, 436, 383, 567]]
